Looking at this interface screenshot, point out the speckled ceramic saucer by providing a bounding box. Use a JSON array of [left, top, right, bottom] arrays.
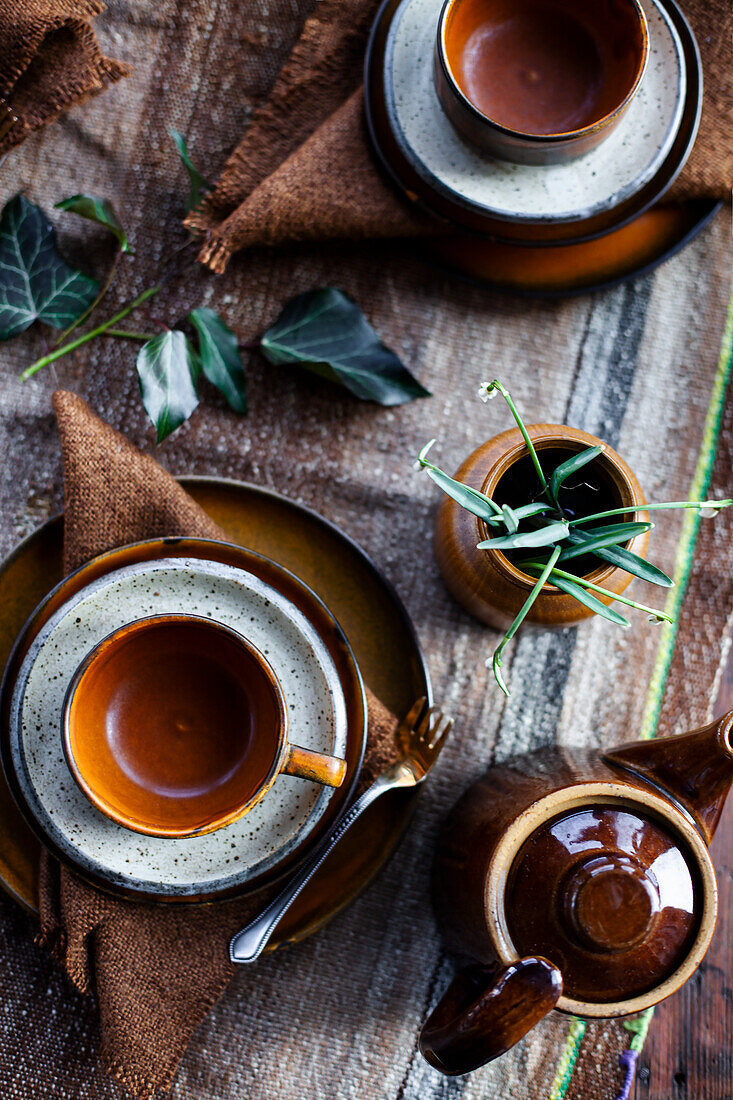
[[3, 549, 365, 901], [383, 0, 684, 224], [365, 0, 702, 245]]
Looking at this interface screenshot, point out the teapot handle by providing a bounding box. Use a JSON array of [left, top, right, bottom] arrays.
[[419, 957, 563, 1075]]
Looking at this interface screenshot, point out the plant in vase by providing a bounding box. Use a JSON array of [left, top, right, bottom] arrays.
[[418, 380, 732, 695]]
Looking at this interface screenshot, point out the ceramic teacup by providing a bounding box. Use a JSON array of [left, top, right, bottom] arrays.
[[434, 0, 649, 165], [63, 614, 348, 838]]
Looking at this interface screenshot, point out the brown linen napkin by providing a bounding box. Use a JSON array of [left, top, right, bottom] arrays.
[[0, 0, 129, 157], [39, 390, 402, 1099], [186, 0, 733, 273]]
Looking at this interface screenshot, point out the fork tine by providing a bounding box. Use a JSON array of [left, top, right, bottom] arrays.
[[0, 100, 18, 142], [402, 696, 427, 730], [428, 716, 453, 751], [417, 705, 445, 740]]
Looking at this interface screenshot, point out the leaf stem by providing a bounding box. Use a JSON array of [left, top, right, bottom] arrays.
[[102, 329, 156, 341], [569, 500, 733, 526], [21, 285, 161, 380], [50, 249, 122, 349], [521, 561, 673, 623], [484, 380, 550, 498], [491, 545, 561, 695]]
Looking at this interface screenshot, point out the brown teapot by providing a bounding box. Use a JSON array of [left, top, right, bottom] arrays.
[[419, 712, 733, 1074]]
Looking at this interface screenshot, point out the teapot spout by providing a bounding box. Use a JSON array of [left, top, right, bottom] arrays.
[[603, 711, 733, 843]]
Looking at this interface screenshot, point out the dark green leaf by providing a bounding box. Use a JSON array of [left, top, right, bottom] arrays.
[[169, 129, 210, 213], [501, 504, 519, 533], [0, 194, 98, 339], [586, 542, 673, 587], [189, 307, 247, 414], [512, 502, 554, 520], [477, 521, 569, 551], [137, 330, 200, 443], [417, 445, 502, 523], [558, 522, 652, 561], [522, 564, 629, 626], [260, 288, 430, 406], [55, 194, 130, 252], [566, 526, 672, 586], [549, 445, 603, 503]]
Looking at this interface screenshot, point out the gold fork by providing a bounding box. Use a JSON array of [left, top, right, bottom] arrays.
[[0, 98, 19, 144], [230, 697, 452, 963]]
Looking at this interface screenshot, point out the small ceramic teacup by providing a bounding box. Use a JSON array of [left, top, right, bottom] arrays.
[[63, 614, 348, 838], [434, 0, 649, 165]]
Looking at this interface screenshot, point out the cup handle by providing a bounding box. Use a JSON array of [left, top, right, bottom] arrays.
[[419, 957, 563, 1075], [283, 744, 347, 788]]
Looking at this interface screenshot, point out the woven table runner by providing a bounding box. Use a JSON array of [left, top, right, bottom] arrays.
[[0, 1, 731, 1096]]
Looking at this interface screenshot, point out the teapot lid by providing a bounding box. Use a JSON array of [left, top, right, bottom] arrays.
[[505, 804, 701, 1004]]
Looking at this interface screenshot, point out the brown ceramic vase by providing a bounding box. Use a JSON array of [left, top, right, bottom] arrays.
[[419, 711, 733, 1074], [433, 424, 649, 630]]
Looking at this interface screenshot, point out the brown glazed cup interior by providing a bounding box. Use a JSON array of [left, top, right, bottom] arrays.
[[63, 614, 332, 838], [436, 0, 649, 163]]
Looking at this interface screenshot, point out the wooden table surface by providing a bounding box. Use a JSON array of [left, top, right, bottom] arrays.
[[639, 642, 733, 1100]]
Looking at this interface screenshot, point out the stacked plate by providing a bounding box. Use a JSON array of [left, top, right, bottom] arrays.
[[364, 0, 713, 294], [0, 538, 367, 903]]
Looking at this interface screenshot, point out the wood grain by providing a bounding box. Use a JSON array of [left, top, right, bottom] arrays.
[[635, 643, 733, 1100]]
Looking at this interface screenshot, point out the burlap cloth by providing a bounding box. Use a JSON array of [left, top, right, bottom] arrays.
[[0, 0, 129, 157], [38, 389, 401, 1100], [186, 0, 733, 273]]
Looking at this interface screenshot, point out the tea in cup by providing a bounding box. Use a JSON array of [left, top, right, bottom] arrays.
[[434, 0, 649, 164], [63, 614, 347, 838]]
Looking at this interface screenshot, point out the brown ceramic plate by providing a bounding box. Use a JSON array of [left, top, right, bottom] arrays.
[[0, 480, 431, 946], [421, 200, 722, 296], [364, 0, 703, 247], [2, 540, 366, 900]]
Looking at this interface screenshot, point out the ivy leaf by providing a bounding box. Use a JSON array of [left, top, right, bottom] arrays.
[[136, 330, 200, 443], [189, 307, 247, 414], [260, 288, 430, 406], [169, 129, 210, 213], [0, 194, 99, 339], [55, 194, 130, 252]]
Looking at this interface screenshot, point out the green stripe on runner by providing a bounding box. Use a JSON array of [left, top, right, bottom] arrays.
[[551, 288, 733, 1100], [549, 1018, 587, 1100], [639, 289, 733, 742]]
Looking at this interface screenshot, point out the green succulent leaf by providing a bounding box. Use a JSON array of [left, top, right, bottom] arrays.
[[189, 307, 247, 414], [558, 522, 652, 561], [424, 468, 503, 521], [549, 445, 603, 503], [567, 527, 673, 587], [169, 128, 210, 212], [0, 194, 99, 339], [55, 194, 130, 252], [591, 543, 674, 587], [501, 504, 519, 533], [137, 329, 201, 443], [511, 502, 554, 520], [521, 563, 630, 627], [477, 521, 569, 551], [261, 288, 430, 406]]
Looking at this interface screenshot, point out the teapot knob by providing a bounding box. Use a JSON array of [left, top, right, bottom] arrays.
[[562, 854, 660, 953]]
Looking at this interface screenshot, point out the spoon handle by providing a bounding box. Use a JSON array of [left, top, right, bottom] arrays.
[[229, 776, 393, 963]]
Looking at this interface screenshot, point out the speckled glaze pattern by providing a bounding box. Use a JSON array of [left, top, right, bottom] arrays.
[[386, 0, 685, 222], [8, 558, 349, 897]]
